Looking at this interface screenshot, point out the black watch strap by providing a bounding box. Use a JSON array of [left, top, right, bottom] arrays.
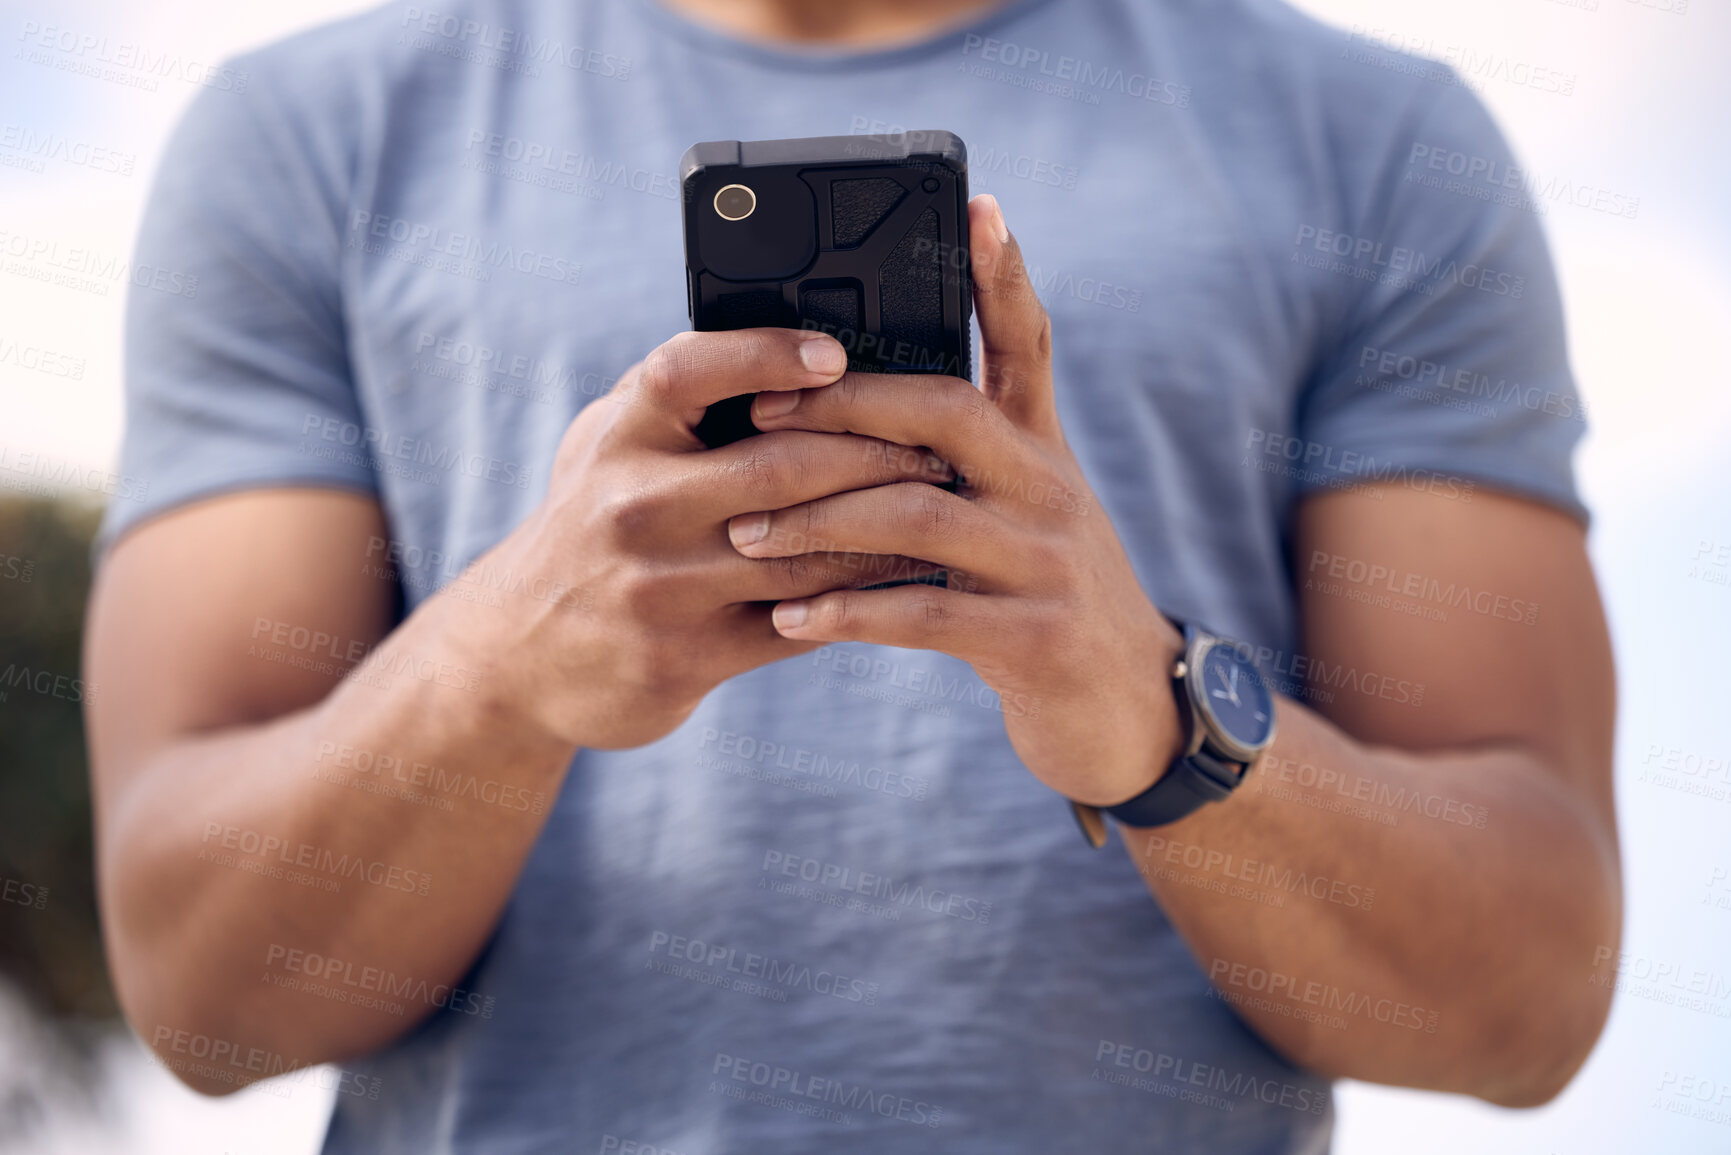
[[1069, 749, 1247, 848], [1105, 748, 1243, 828]]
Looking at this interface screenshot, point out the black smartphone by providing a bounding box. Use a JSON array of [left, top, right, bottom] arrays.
[[679, 130, 973, 448]]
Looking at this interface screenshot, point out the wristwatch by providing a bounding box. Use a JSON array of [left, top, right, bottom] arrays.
[[1072, 621, 1278, 848]]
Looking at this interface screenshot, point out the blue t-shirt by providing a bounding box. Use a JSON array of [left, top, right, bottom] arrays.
[[104, 0, 1586, 1150]]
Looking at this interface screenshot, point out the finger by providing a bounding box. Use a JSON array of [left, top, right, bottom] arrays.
[[712, 603, 824, 677], [718, 547, 956, 603], [685, 430, 954, 520], [968, 195, 1058, 437], [747, 369, 1036, 484], [767, 584, 1007, 659], [619, 328, 849, 446], [727, 482, 1019, 581], [700, 560, 971, 681]]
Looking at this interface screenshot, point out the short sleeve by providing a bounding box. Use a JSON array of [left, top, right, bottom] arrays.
[[1293, 77, 1588, 523], [97, 62, 374, 555]]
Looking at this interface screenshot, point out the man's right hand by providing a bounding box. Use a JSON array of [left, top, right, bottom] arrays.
[[464, 326, 955, 750], [84, 326, 947, 1087]]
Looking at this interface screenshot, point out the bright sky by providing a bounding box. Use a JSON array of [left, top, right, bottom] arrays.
[[2, 0, 1727, 1151]]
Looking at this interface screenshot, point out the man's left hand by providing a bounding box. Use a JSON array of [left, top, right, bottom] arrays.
[[728, 194, 1184, 807]]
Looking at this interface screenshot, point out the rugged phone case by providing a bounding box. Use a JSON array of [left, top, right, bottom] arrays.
[[680, 131, 973, 448]]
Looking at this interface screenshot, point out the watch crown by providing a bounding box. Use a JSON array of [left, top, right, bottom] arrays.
[[1172, 659, 1188, 680]]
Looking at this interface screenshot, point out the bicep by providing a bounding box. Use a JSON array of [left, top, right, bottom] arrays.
[[83, 488, 394, 812], [1292, 484, 1615, 819]]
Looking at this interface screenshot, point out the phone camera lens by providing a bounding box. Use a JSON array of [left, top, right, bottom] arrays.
[[714, 184, 756, 221]]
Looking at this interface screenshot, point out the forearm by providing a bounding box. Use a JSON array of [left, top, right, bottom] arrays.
[[1121, 698, 1621, 1106], [89, 333, 908, 1091], [100, 579, 575, 1089]]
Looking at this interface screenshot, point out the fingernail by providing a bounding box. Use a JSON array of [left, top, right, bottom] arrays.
[[773, 601, 808, 630], [754, 390, 801, 420], [979, 195, 1009, 244], [729, 512, 769, 548], [799, 336, 847, 375]]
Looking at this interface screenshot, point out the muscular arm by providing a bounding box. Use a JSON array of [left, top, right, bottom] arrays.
[[1119, 483, 1620, 1107], [84, 328, 948, 1092], [85, 488, 576, 1087], [739, 196, 1621, 1108]]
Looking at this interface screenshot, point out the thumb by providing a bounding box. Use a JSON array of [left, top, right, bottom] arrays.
[[968, 194, 1057, 438]]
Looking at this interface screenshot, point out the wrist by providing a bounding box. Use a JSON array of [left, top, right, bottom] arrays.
[[1082, 618, 1280, 834], [419, 518, 588, 759], [308, 577, 578, 799], [1066, 610, 1190, 807], [1116, 614, 1192, 801]]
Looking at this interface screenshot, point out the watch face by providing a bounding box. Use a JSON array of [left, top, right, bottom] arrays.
[[1197, 643, 1276, 751]]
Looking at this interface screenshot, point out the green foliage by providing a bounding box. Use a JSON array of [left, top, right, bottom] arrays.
[[0, 495, 116, 1020]]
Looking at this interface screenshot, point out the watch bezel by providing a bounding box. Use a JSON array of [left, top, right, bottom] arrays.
[[1181, 632, 1278, 766]]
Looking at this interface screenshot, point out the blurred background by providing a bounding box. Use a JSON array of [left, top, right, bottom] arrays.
[[1, 0, 1727, 1151]]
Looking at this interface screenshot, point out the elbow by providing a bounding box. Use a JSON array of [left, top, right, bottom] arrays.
[[1484, 1075, 1573, 1112], [147, 1035, 266, 1098], [99, 871, 318, 1097], [1478, 1035, 1595, 1108], [1474, 968, 1614, 1109], [112, 951, 310, 1098], [1280, 774, 1622, 1108], [104, 895, 411, 1092], [93, 771, 407, 1093], [1478, 1035, 1597, 1109], [104, 895, 413, 1094], [1477, 775, 1623, 1108], [1476, 880, 1622, 1108], [125, 993, 290, 1097]]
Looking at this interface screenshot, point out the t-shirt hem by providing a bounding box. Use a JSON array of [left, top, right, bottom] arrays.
[[1287, 449, 1589, 527], [94, 468, 380, 563]]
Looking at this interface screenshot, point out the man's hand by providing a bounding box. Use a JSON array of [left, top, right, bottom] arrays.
[[84, 325, 951, 1086], [719, 195, 1622, 1106], [473, 325, 956, 750], [724, 194, 1184, 805]]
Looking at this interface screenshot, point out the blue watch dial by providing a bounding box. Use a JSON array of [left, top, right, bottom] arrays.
[[1198, 644, 1276, 749]]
